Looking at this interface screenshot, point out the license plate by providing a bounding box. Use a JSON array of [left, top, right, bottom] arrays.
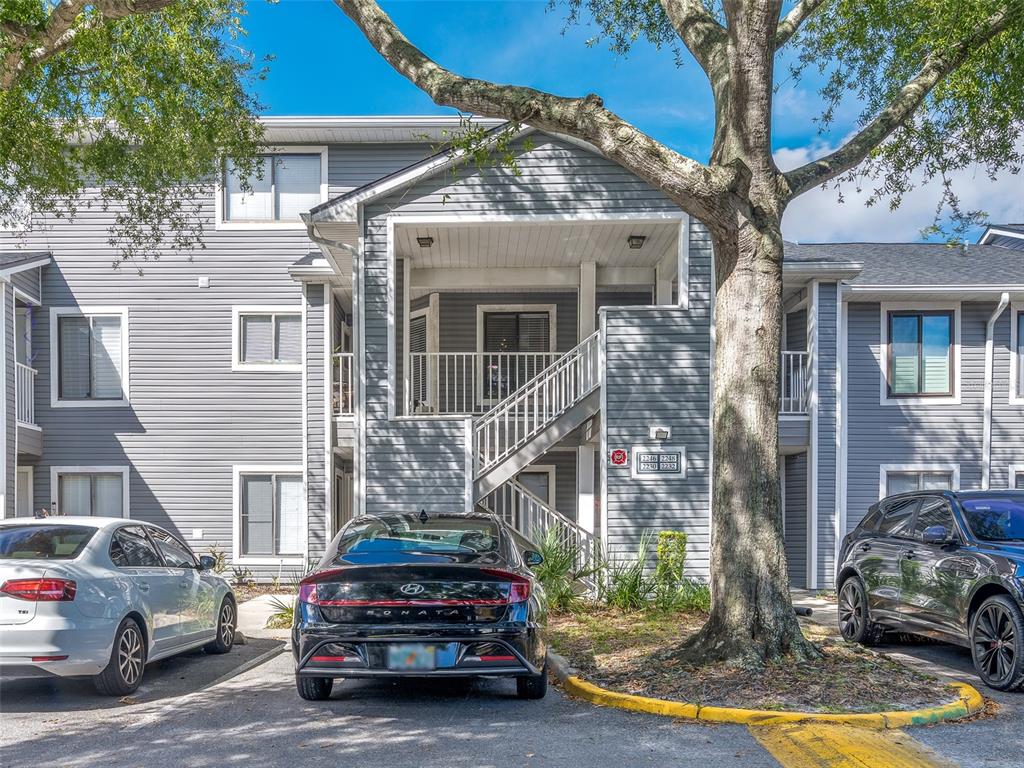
[[387, 643, 436, 671]]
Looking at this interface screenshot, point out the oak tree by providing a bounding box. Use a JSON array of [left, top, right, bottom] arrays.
[[333, 0, 1024, 663]]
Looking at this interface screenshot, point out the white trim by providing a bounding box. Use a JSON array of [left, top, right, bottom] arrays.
[[598, 309, 609, 556], [300, 290, 309, 564], [1, 286, 6, 517], [980, 226, 1024, 244], [678, 215, 691, 310], [807, 281, 819, 590], [1009, 464, 1024, 489], [50, 465, 130, 518], [324, 285, 333, 548], [464, 418, 474, 514], [878, 301, 961, 406], [231, 464, 306, 565], [1010, 303, 1024, 405], [231, 305, 304, 372], [386, 215, 397, 420], [355, 208, 367, 518], [982, 294, 1010, 490], [517, 464, 556, 506], [15, 466, 33, 518], [0, 256, 51, 281], [48, 306, 130, 408], [408, 305, 434, 410], [13, 286, 40, 307], [835, 291, 849, 575], [215, 145, 328, 231], [878, 464, 961, 500], [847, 285, 1024, 295], [388, 211, 686, 226]]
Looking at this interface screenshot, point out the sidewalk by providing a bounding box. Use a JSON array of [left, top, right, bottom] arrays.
[[790, 589, 838, 627], [236, 594, 295, 642]]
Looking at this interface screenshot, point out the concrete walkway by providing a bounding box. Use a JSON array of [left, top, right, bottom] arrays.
[[237, 594, 295, 641]]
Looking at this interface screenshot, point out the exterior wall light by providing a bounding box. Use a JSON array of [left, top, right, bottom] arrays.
[[416, 236, 434, 248], [627, 235, 646, 249]]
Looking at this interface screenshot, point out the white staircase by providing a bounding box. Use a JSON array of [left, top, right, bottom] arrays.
[[472, 331, 602, 498]]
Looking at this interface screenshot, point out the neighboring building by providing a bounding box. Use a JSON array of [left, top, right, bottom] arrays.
[[1, 116, 1022, 587]]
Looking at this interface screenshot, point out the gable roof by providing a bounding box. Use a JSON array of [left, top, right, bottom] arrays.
[[784, 241, 1023, 287], [0, 251, 50, 280]]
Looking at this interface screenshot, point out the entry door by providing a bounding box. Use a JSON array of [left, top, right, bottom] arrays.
[[16, 468, 32, 517], [517, 469, 553, 506]]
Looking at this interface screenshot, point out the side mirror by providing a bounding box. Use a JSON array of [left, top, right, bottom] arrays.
[[922, 525, 950, 545], [523, 550, 544, 568], [198, 554, 217, 571]]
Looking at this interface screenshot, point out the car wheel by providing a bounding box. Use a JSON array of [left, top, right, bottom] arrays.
[[296, 675, 334, 701], [94, 617, 146, 696], [970, 595, 1024, 691], [837, 577, 883, 646], [204, 597, 236, 655], [516, 665, 548, 700]]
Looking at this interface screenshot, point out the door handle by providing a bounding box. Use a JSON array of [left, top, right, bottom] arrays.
[[138, 582, 150, 592]]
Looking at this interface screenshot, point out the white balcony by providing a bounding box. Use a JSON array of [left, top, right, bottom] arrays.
[[16, 362, 36, 426], [780, 351, 809, 414], [407, 351, 562, 415]]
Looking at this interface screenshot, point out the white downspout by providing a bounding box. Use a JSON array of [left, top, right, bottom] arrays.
[[982, 292, 1010, 490]]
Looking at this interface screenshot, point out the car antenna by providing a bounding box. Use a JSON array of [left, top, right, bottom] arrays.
[[419, 509, 429, 523]]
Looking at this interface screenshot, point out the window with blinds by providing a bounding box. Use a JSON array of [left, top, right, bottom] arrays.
[[885, 471, 953, 497], [483, 312, 550, 353], [240, 474, 304, 556], [887, 311, 953, 397], [224, 153, 322, 222], [409, 314, 428, 409], [57, 314, 124, 401], [239, 313, 301, 365], [58, 472, 124, 516]]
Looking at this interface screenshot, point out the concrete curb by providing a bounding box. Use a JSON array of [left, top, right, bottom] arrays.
[[546, 650, 985, 729]]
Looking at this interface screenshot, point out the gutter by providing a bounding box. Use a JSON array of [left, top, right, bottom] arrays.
[[982, 292, 1010, 490]]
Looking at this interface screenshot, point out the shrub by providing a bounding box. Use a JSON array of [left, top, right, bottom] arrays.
[[205, 544, 229, 575], [600, 533, 656, 611], [230, 566, 253, 588], [266, 596, 295, 629], [654, 531, 688, 591], [533, 528, 598, 612]]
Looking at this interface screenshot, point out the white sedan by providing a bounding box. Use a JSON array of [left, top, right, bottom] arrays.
[[0, 517, 236, 695]]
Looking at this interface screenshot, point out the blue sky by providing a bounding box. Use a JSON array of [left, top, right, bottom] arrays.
[[243, 1, 1023, 242]]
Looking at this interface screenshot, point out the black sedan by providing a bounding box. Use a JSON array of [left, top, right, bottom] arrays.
[[837, 490, 1024, 690], [291, 511, 548, 701]]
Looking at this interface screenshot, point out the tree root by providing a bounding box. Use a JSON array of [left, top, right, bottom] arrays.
[[670, 618, 823, 670]]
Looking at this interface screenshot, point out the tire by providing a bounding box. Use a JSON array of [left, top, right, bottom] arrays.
[[296, 675, 334, 701], [204, 597, 236, 655], [93, 617, 146, 696], [970, 595, 1024, 692], [837, 577, 884, 646], [516, 665, 548, 700]]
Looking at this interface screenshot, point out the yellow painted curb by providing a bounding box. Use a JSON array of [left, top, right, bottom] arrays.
[[550, 653, 984, 729]]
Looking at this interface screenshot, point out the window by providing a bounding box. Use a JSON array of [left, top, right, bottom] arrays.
[[53, 310, 126, 404], [887, 310, 954, 397], [221, 150, 325, 225], [477, 305, 556, 403], [238, 472, 305, 558], [109, 526, 162, 567], [232, 308, 301, 370], [877, 498, 920, 537], [1012, 308, 1024, 403], [885, 471, 953, 497], [56, 471, 125, 516], [912, 497, 956, 540], [148, 527, 198, 568]]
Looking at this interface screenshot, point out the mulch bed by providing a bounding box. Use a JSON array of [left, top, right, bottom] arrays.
[[548, 606, 955, 713], [232, 584, 294, 603]]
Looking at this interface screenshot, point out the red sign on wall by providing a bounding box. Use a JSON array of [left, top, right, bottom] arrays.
[[609, 449, 629, 467]]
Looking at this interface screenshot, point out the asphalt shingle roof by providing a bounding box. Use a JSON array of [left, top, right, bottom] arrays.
[[783, 241, 1024, 286], [0, 251, 49, 270]]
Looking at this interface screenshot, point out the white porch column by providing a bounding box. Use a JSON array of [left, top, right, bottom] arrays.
[[656, 251, 674, 305], [577, 444, 596, 536], [579, 261, 596, 339]]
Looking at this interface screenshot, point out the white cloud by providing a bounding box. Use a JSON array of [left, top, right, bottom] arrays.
[[776, 141, 1024, 243]]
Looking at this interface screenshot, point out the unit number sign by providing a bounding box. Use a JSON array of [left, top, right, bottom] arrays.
[[631, 447, 685, 478]]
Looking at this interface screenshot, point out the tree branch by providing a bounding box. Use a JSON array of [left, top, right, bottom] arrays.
[[783, 4, 1020, 198], [774, 0, 826, 49], [333, 0, 734, 222], [658, 0, 729, 79]]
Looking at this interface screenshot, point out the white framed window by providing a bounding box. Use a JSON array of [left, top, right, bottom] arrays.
[[1009, 305, 1024, 405], [232, 465, 306, 564], [475, 304, 557, 404], [50, 466, 129, 517], [231, 307, 302, 372], [879, 464, 959, 499], [517, 465, 556, 506], [1010, 465, 1024, 490], [879, 302, 960, 405], [49, 307, 129, 408], [215, 146, 328, 230]]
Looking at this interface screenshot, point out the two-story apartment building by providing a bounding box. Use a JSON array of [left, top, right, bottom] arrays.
[[2, 115, 1022, 588]]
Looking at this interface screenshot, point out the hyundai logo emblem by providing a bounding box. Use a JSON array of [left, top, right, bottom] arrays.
[[400, 583, 425, 595]]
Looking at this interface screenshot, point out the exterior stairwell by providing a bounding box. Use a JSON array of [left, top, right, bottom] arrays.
[[471, 330, 602, 500]]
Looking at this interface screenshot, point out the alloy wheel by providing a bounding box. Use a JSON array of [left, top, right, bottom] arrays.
[[974, 603, 1017, 684], [838, 581, 863, 640], [118, 624, 143, 686], [219, 602, 235, 647]]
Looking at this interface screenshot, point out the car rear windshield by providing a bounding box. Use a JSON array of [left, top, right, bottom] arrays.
[[0, 525, 97, 560], [960, 497, 1024, 542], [334, 515, 501, 558]]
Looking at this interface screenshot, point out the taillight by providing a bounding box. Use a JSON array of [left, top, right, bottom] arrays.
[[481, 569, 531, 603], [0, 578, 77, 601]]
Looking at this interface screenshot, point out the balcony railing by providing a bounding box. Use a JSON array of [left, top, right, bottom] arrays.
[[16, 362, 36, 426], [407, 351, 562, 415], [780, 351, 809, 414], [332, 353, 354, 416]]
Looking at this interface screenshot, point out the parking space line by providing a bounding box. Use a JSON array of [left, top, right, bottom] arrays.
[[749, 723, 959, 768]]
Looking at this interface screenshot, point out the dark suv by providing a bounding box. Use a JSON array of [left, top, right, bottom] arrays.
[[837, 490, 1024, 690]]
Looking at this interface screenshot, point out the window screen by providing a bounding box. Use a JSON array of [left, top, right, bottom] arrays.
[[239, 313, 301, 364], [58, 473, 123, 516], [58, 314, 123, 401], [241, 474, 304, 556]]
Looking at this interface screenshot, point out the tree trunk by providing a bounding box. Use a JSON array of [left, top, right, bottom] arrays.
[[682, 221, 820, 666]]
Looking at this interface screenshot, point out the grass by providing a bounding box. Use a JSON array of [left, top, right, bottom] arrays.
[[547, 604, 954, 714]]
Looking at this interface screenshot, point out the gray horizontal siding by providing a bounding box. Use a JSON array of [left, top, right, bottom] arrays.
[[4, 283, 14, 517], [786, 308, 806, 351], [12, 267, 41, 304], [784, 452, 808, 587], [815, 283, 837, 587]]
